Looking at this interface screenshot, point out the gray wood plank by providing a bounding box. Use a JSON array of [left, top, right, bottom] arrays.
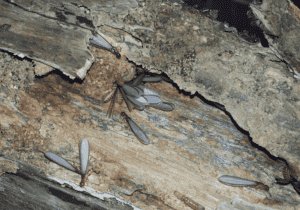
[[0, 1, 93, 79]]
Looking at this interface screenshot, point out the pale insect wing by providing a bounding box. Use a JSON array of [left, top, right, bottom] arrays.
[[218, 175, 258, 187], [134, 96, 148, 105], [125, 115, 150, 145], [142, 87, 159, 96], [149, 102, 175, 111], [79, 138, 90, 175], [143, 95, 161, 104], [133, 86, 144, 96], [127, 96, 148, 110], [90, 35, 112, 50], [44, 152, 77, 172], [126, 96, 145, 111], [122, 84, 141, 97]]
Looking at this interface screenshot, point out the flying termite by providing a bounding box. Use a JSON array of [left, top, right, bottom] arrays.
[[44, 138, 91, 187]]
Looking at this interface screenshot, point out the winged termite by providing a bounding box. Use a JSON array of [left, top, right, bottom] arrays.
[[79, 138, 90, 187], [121, 112, 150, 145], [89, 34, 121, 58], [79, 139, 90, 175], [218, 175, 259, 187], [218, 175, 269, 191], [44, 138, 91, 187]]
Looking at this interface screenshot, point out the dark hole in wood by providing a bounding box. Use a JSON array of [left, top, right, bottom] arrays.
[[291, 0, 300, 8], [76, 16, 95, 28], [183, 0, 269, 47], [55, 11, 67, 22]]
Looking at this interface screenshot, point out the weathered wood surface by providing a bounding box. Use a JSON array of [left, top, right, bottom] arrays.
[[1, 50, 299, 209], [251, 0, 300, 74], [0, 0, 300, 209], [0, 157, 136, 210], [1, 0, 299, 174], [0, 1, 93, 79]]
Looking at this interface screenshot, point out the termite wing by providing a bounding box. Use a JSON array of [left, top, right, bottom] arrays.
[[44, 152, 77, 173], [218, 175, 269, 190], [79, 138, 90, 175], [148, 102, 175, 112], [89, 33, 121, 58], [79, 138, 90, 187], [121, 112, 150, 145]]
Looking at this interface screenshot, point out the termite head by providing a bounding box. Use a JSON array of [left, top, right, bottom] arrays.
[[111, 47, 121, 59], [115, 78, 125, 87], [120, 112, 128, 119]]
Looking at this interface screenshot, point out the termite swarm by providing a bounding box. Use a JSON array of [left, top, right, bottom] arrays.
[[105, 72, 175, 144]]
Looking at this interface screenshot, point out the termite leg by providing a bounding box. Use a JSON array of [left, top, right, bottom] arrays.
[[107, 87, 119, 118], [119, 87, 133, 112]]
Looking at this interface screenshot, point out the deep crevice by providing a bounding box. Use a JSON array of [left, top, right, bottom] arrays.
[[48, 187, 89, 206], [0, 49, 34, 63], [34, 69, 84, 84], [183, 0, 269, 47], [291, 0, 300, 8], [137, 68, 283, 163]]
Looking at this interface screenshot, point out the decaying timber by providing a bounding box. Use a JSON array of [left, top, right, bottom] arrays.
[[0, 157, 137, 210], [0, 0, 300, 209]]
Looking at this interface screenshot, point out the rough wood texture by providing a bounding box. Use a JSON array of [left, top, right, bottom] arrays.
[[1, 50, 299, 209], [0, 157, 136, 210], [251, 0, 300, 74], [0, 0, 300, 209], [0, 1, 93, 79]]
